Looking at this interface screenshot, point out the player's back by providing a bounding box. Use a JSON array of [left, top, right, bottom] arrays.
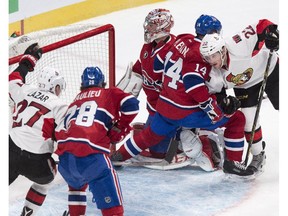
[[10, 84, 67, 154], [156, 34, 211, 119], [56, 86, 138, 157]]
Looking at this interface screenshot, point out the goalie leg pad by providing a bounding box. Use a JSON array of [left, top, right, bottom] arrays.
[[195, 152, 216, 172], [116, 62, 133, 90], [117, 62, 143, 97], [180, 129, 202, 158], [125, 72, 143, 97]]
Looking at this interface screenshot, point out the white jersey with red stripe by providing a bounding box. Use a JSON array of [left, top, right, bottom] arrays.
[[206, 19, 279, 93], [9, 71, 68, 154]]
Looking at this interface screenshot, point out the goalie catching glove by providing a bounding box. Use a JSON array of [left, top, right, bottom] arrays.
[[108, 122, 132, 144], [20, 43, 43, 71], [219, 95, 241, 116]]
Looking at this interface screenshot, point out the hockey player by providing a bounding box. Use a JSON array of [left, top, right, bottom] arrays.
[[199, 19, 279, 174], [117, 8, 177, 159], [112, 26, 254, 177], [55, 66, 139, 216], [195, 14, 222, 39], [117, 10, 223, 171], [9, 43, 67, 215]]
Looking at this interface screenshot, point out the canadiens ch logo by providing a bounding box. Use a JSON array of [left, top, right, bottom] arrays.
[[142, 70, 162, 91], [226, 68, 253, 86]]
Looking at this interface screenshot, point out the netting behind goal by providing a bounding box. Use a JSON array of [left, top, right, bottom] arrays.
[[9, 23, 115, 105]]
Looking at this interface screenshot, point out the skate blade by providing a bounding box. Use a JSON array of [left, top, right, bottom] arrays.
[[223, 173, 256, 181]]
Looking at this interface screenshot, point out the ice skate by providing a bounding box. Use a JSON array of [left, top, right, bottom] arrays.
[[247, 151, 266, 175], [223, 160, 254, 177], [20, 206, 33, 216]]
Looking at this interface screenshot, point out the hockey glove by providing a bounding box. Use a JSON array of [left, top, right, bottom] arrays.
[[265, 24, 279, 51], [219, 95, 241, 116], [108, 122, 132, 144], [20, 43, 43, 71], [200, 97, 224, 124]]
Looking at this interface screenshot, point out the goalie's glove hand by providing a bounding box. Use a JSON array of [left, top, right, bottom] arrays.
[[265, 24, 279, 51], [108, 122, 132, 144], [200, 97, 224, 124], [20, 43, 43, 71], [219, 95, 241, 116]]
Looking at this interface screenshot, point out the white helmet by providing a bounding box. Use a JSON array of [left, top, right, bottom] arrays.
[[37, 67, 66, 95], [200, 33, 226, 57], [143, 8, 174, 43]]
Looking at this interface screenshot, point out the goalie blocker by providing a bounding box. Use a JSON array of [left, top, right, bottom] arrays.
[[117, 62, 143, 97]]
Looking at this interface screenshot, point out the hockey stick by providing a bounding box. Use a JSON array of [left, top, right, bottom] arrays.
[[112, 159, 170, 167], [164, 137, 179, 163], [56, 138, 179, 166], [244, 50, 273, 166], [62, 210, 69, 216], [113, 137, 180, 167]]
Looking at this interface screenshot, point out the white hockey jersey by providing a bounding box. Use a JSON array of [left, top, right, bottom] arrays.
[[9, 71, 68, 154], [206, 20, 279, 94]]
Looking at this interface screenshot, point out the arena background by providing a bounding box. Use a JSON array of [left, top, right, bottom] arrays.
[[9, 0, 164, 35]]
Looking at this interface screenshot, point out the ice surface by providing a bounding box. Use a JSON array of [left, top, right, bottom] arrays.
[[8, 0, 283, 215]]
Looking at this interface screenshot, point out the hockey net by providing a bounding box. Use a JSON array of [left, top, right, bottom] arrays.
[[9, 23, 115, 105]]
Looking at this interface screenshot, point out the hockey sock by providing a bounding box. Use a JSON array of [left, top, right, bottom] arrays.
[[101, 205, 124, 216], [23, 183, 49, 215], [68, 184, 88, 216]]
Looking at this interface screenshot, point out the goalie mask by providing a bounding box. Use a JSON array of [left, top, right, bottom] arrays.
[[143, 8, 174, 43], [37, 67, 66, 95], [200, 33, 227, 69], [195, 14, 222, 36], [81, 66, 105, 88]]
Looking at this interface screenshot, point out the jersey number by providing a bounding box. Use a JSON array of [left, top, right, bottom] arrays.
[[164, 51, 183, 89], [164, 51, 207, 89], [12, 100, 51, 128], [64, 101, 98, 128], [242, 25, 256, 39]]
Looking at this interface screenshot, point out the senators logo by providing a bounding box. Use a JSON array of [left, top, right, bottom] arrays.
[[226, 68, 253, 86]]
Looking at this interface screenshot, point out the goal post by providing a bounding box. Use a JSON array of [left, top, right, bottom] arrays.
[[9, 23, 116, 105]]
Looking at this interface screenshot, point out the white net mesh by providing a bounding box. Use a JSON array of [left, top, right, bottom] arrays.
[[9, 23, 115, 105]]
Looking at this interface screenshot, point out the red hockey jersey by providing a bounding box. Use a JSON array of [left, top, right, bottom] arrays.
[[154, 34, 213, 120], [55, 87, 139, 157], [132, 35, 176, 114]]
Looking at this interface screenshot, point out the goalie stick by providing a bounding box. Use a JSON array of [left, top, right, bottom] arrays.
[[112, 137, 180, 167], [62, 210, 69, 216], [164, 138, 179, 163], [244, 50, 273, 166]]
